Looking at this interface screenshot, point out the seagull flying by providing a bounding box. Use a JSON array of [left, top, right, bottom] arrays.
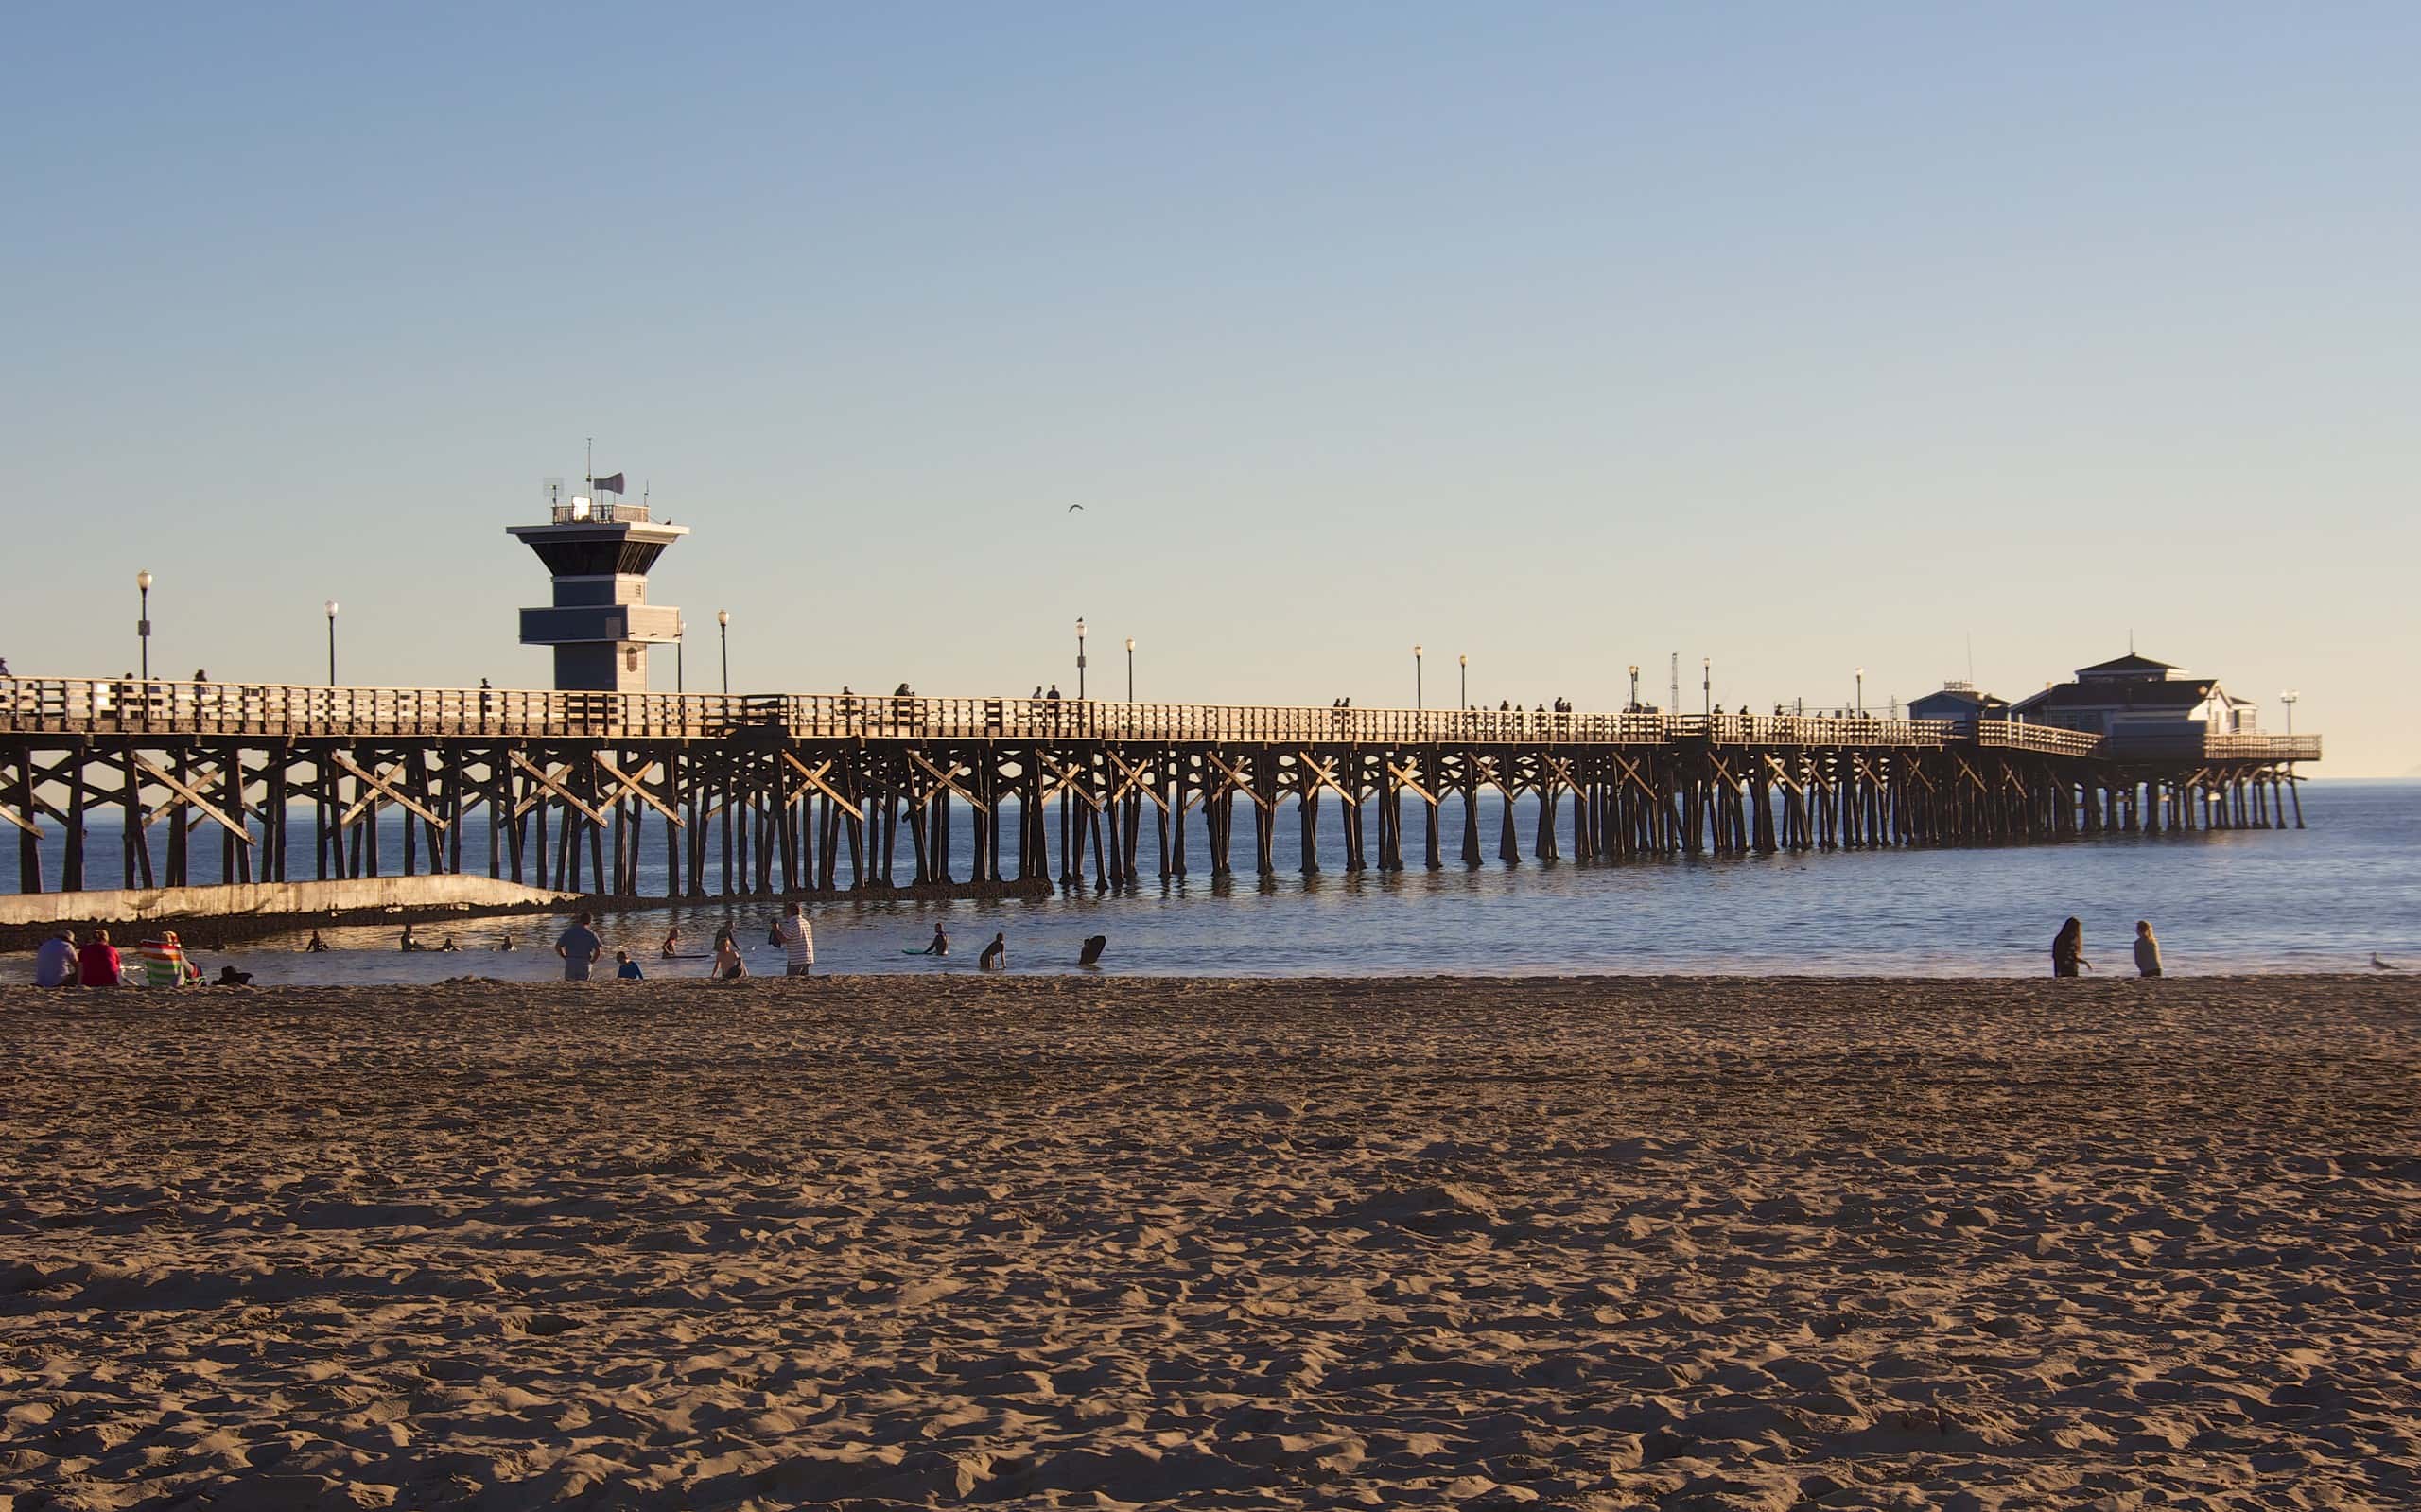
[[1067, 504, 1085, 513]]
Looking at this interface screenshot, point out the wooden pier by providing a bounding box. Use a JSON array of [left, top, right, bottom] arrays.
[[0, 677, 2321, 900]]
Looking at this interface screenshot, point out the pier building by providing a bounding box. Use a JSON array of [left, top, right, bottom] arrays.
[[506, 481, 687, 693]]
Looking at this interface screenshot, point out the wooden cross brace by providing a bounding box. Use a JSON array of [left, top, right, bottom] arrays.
[[1200, 750, 1274, 812], [906, 749, 987, 812], [594, 755, 684, 826], [781, 752, 865, 822], [1101, 748, 1171, 813], [129, 752, 255, 843], [1036, 753, 1105, 809], [1385, 757, 1438, 807], [508, 753, 607, 826], [1297, 750, 1352, 805]]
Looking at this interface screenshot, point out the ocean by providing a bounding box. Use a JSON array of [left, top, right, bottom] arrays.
[[21, 779, 2412, 984]]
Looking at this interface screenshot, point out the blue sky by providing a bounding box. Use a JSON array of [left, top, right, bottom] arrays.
[[7, 4, 2413, 772]]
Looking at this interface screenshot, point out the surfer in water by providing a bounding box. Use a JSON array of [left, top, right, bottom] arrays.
[[917, 923, 949, 957], [661, 926, 683, 959], [979, 932, 1007, 971]]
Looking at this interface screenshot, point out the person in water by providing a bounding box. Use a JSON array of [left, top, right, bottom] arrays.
[[1077, 934, 1107, 967], [304, 930, 329, 953], [495, 932, 515, 951], [661, 926, 683, 959], [918, 923, 949, 956], [2051, 917, 2090, 978], [399, 923, 425, 952], [712, 914, 738, 954], [979, 932, 1007, 971], [614, 949, 644, 981], [710, 937, 748, 982], [437, 935, 460, 952], [2134, 921, 2163, 978]]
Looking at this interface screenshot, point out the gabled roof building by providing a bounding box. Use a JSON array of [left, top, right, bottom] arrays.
[[2010, 652, 2257, 744]]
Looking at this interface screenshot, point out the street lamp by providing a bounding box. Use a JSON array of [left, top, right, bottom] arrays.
[[324, 600, 340, 686], [1458, 652, 1467, 710], [1125, 636, 1135, 702], [1855, 666, 1865, 717], [135, 570, 153, 679], [1413, 645, 1424, 710], [1628, 665, 1640, 710], [676, 617, 686, 694], [1701, 657, 1711, 717], [717, 609, 730, 695], [1075, 617, 1088, 700], [2282, 689, 2299, 735]]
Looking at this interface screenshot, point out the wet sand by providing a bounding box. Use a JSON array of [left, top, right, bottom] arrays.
[[2, 975, 2415, 1509]]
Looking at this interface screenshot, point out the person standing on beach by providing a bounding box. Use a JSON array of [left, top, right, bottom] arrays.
[[556, 912, 604, 982], [2134, 921, 2164, 978], [2052, 917, 2090, 978], [778, 902, 815, 978], [78, 930, 123, 986], [34, 930, 78, 987]]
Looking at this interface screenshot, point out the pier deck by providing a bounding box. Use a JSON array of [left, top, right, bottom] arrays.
[[0, 677, 2318, 900]]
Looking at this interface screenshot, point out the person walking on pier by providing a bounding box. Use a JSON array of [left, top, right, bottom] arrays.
[[2052, 917, 2090, 978], [556, 912, 603, 982], [779, 901, 815, 978], [2134, 921, 2164, 978]]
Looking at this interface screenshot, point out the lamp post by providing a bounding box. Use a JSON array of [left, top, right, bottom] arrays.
[[1413, 645, 1424, 710], [1628, 664, 1640, 710], [324, 600, 340, 686], [675, 618, 686, 694], [1855, 666, 1865, 717], [1701, 657, 1711, 717], [1124, 637, 1135, 702], [136, 570, 153, 679], [1075, 617, 1088, 700], [1458, 652, 1467, 710], [717, 609, 730, 695], [2282, 689, 2299, 735]]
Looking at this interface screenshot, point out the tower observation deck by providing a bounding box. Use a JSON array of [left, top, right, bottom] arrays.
[[506, 484, 688, 693]]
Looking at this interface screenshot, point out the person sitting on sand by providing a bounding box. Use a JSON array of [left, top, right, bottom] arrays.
[[555, 912, 604, 982], [34, 930, 78, 988], [979, 932, 1006, 971], [78, 929, 123, 987], [2134, 921, 2163, 978], [918, 923, 949, 957], [2052, 917, 2089, 978], [213, 965, 253, 987], [136, 931, 202, 988], [710, 937, 747, 982], [661, 926, 683, 959], [304, 930, 329, 953], [1078, 934, 1107, 967], [615, 949, 644, 981]]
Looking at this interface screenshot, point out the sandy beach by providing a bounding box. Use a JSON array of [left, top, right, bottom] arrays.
[[2, 975, 2414, 1510]]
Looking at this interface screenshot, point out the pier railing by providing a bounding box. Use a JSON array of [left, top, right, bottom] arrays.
[[0, 676, 2320, 761]]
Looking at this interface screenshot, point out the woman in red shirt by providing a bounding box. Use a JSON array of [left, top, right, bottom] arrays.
[[78, 929, 123, 986]]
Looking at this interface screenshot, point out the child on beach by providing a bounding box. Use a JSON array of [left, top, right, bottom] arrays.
[[710, 938, 747, 982], [2134, 921, 2163, 978], [2052, 918, 2090, 978], [615, 949, 644, 981]]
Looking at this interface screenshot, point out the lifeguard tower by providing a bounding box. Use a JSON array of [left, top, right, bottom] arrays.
[[507, 477, 688, 692]]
